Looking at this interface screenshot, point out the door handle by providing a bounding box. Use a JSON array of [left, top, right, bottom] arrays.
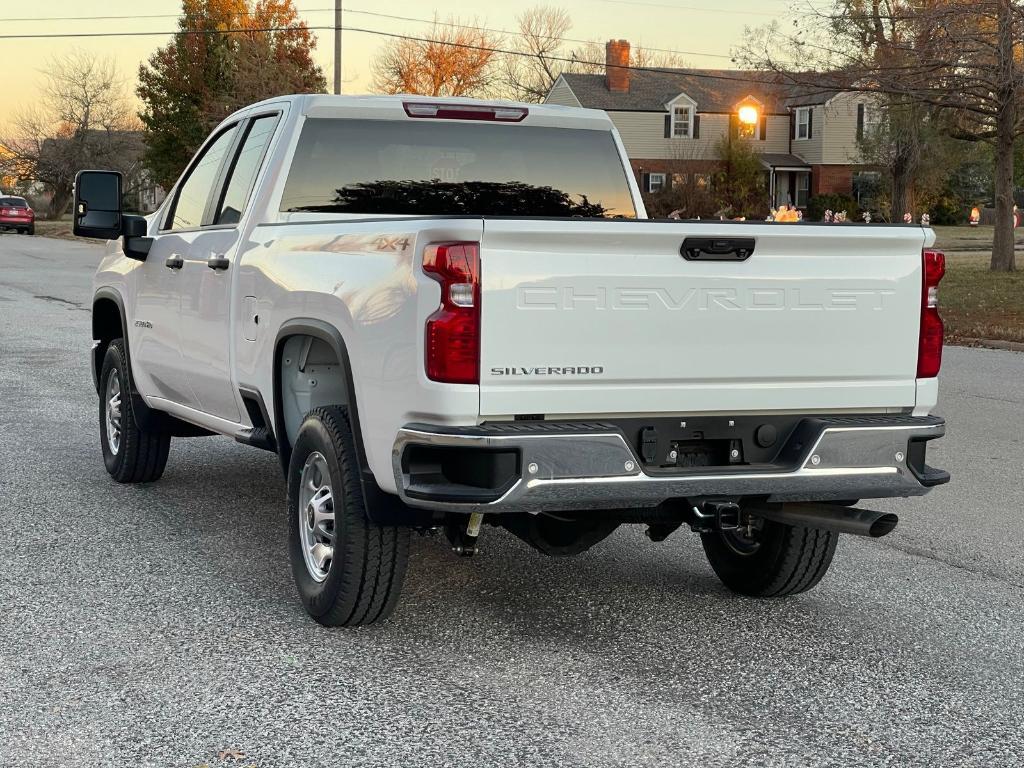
[[207, 254, 230, 271], [165, 254, 183, 270]]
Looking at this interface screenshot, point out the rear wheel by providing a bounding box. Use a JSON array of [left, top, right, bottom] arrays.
[[701, 517, 838, 597], [287, 406, 410, 627], [24, 225, 34, 236], [99, 339, 171, 483]]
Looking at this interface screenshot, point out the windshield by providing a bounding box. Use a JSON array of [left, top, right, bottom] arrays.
[[280, 118, 636, 218]]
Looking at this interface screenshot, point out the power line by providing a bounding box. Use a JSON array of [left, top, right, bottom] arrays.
[[0, 6, 739, 59], [350, 8, 737, 59], [0, 13, 876, 92], [593, 0, 820, 15], [0, 22, 772, 84], [0, 2, 815, 23], [341, 26, 768, 83]]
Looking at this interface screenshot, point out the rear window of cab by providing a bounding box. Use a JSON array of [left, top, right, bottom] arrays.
[[0, 197, 28, 208], [280, 118, 636, 218]]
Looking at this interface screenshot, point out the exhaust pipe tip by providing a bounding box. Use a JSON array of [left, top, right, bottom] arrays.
[[868, 513, 899, 538], [752, 503, 900, 539]]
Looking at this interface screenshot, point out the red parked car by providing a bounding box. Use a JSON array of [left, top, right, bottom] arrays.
[[0, 196, 35, 235]]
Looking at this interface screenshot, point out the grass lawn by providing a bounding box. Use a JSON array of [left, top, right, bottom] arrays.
[[33, 219, 80, 242], [932, 226, 1024, 344]]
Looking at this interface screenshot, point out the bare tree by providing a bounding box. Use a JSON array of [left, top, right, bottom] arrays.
[[503, 6, 688, 102], [504, 7, 572, 101], [631, 45, 691, 70], [0, 51, 140, 217], [739, 0, 1023, 271], [372, 17, 503, 97]]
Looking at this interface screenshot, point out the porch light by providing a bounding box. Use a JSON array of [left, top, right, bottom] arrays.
[[738, 105, 759, 125]]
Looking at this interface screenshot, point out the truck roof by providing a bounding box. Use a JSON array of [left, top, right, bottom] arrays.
[[227, 93, 615, 131]]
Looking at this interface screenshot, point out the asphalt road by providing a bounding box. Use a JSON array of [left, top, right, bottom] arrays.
[[1, 233, 1023, 768]]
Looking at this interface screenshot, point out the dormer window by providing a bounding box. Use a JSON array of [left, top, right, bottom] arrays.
[[672, 105, 692, 138]]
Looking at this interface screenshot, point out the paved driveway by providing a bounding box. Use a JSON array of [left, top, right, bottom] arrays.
[[1, 233, 1022, 767]]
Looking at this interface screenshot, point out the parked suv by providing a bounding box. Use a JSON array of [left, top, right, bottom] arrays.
[[75, 95, 948, 627], [0, 196, 34, 235]]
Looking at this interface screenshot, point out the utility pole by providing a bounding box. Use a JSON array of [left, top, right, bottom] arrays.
[[333, 0, 342, 95]]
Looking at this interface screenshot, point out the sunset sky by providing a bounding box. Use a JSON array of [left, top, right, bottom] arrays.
[[0, 0, 807, 130]]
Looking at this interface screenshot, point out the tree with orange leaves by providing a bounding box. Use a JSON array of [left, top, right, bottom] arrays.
[[138, 0, 325, 189], [371, 17, 503, 98]]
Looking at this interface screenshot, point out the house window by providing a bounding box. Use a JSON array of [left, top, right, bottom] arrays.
[[648, 173, 667, 193], [694, 173, 711, 191], [796, 172, 810, 208], [671, 173, 687, 187], [862, 104, 881, 134], [672, 106, 692, 138], [796, 107, 811, 140]]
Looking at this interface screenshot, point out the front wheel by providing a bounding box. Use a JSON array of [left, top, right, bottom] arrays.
[[701, 518, 838, 597], [287, 406, 410, 627], [99, 339, 171, 483]]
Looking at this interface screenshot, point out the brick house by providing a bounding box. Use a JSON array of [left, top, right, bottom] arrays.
[[545, 40, 879, 210]]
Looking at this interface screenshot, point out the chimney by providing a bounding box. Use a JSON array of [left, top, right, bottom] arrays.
[[605, 39, 631, 93]]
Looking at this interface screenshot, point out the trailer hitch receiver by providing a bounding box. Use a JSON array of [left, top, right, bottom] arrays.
[[689, 501, 741, 533]]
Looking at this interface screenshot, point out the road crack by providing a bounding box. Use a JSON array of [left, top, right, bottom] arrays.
[[881, 539, 1024, 589], [34, 294, 88, 311]]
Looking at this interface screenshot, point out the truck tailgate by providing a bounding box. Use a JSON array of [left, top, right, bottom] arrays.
[[479, 219, 929, 417]]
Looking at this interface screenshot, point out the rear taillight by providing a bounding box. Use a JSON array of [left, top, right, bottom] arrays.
[[917, 249, 945, 378], [423, 242, 480, 384]]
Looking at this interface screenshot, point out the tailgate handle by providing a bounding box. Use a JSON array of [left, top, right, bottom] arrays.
[[681, 237, 755, 262]]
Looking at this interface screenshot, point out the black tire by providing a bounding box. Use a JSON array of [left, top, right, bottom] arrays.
[[287, 406, 410, 627], [99, 339, 171, 483], [701, 519, 838, 597], [25, 225, 34, 236]]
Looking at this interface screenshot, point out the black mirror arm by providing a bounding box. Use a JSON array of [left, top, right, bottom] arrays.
[[124, 236, 152, 262], [122, 214, 152, 262]]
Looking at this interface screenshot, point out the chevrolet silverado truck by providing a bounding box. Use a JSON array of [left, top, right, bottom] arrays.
[[75, 94, 949, 627]]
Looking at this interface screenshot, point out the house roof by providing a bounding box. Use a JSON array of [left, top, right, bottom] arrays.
[[759, 153, 811, 169], [560, 70, 848, 113], [561, 70, 790, 114]]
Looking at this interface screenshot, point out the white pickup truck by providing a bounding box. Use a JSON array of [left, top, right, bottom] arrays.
[[76, 94, 948, 626]]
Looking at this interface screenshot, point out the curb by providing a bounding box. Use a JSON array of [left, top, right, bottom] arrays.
[[952, 338, 1024, 353]]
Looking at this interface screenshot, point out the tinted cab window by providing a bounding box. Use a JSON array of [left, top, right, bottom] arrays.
[[0, 197, 28, 208], [280, 118, 636, 218], [166, 124, 239, 230], [216, 115, 279, 225]]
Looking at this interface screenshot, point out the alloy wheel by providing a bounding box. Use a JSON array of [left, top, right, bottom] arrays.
[[105, 369, 122, 455], [298, 451, 336, 582]]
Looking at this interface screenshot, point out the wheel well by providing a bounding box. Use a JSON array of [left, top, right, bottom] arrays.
[[272, 325, 427, 527], [275, 334, 351, 468], [92, 297, 124, 391]]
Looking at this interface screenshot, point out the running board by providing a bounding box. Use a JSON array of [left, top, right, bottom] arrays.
[[235, 426, 276, 453]]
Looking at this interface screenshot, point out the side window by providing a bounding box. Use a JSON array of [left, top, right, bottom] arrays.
[[216, 115, 280, 225], [166, 124, 239, 231]]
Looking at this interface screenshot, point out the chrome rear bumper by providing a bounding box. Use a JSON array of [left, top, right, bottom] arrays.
[[391, 415, 947, 514]]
